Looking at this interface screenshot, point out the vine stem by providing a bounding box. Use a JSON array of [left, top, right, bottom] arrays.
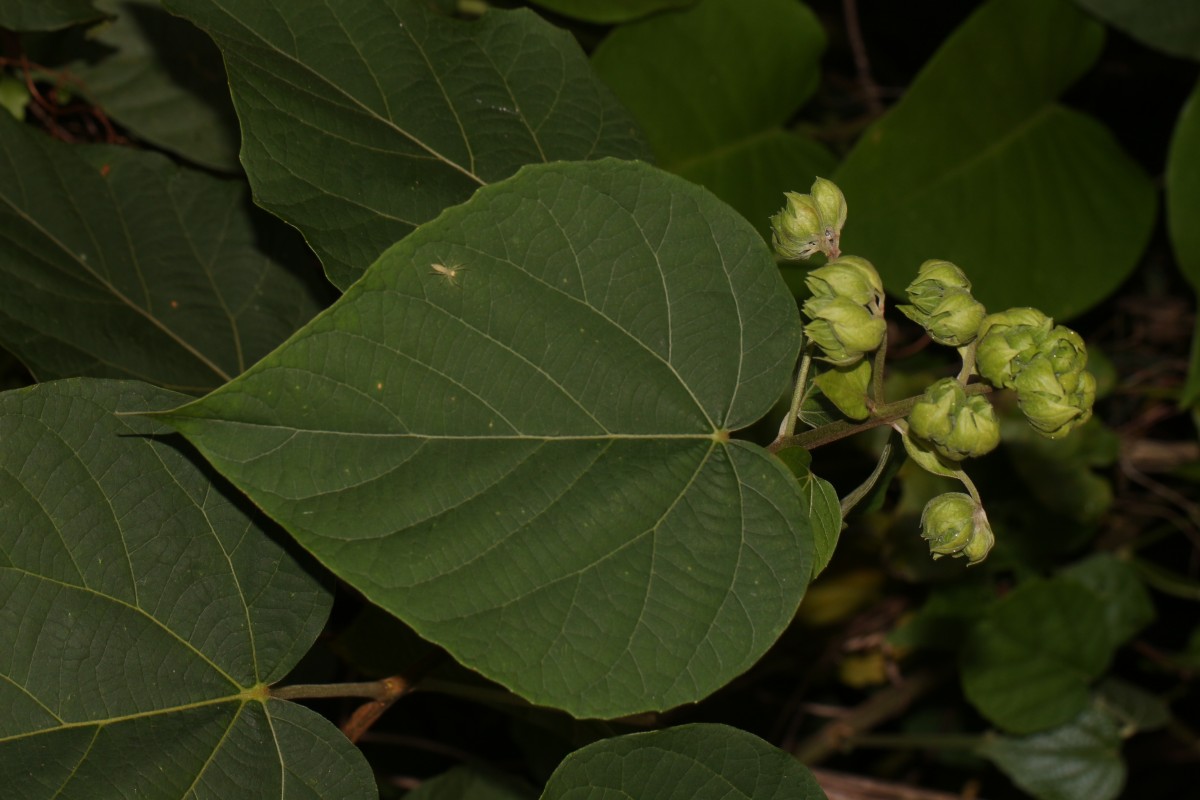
[[768, 383, 994, 453]]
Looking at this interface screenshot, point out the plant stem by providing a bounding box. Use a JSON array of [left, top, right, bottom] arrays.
[[768, 383, 993, 453], [270, 680, 399, 701], [783, 346, 815, 438], [955, 341, 977, 383], [870, 330, 888, 406]]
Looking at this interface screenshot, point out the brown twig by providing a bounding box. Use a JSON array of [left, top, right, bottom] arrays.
[[790, 669, 943, 764], [813, 767, 984, 800], [841, 0, 884, 117]]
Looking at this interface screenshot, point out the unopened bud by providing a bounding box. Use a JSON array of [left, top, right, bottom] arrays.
[[908, 378, 1000, 461], [920, 492, 994, 565], [770, 177, 847, 261]]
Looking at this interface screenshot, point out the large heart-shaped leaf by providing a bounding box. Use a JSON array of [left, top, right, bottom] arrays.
[[541, 724, 828, 799], [158, 159, 812, 718], [1074, 0, 1200, 61], [0, 379, 370, 799], [69, 0, 242, 172], [0, 113, 328, 393], [164, 0, 652, 290], [592, 0, 834, 239], [961, 577, 1113, 734], [0, 0, 105, 31], [835, 0, 1155, 320]]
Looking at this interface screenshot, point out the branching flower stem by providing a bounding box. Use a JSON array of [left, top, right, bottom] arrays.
[[769, 382, 994, 453], [782, 344, 816, 439]]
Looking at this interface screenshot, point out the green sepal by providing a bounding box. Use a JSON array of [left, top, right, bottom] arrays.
[[813, 360, 872, 420]]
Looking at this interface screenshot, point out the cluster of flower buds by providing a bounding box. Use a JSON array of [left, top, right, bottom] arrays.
[[897, 260, 987, 346], [920, 492, 994, 565], [770, 177, 848, 261], [975, 308, 1096, 438], [908, 378, 1000, 461], [800, 256, 886, 366]]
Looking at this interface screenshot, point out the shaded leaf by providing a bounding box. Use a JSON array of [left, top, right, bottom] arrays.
[[1061, 553, 1155, 649], [1167, 81, 1200, 404], [407, 765, 536, 800], [0, 0, 105, 31], [157, 159, 811, 718], [528, 0, 696, 24], [812, 360, 871, 421], [1094, 677, 1169, 733], [776, 448, 842, 579], [592, 0, 835, 238], [541, 724, 828, 800], [164, 0, 651, 290], [0, 379, 362, 799], [961, 577, 1113, 733], [0, 113, 328, 393], [835, 0, 1154, 320], [1074, 0, 1200, 61], [1002, 415, 1117, 523], [69, 0, 241, 172], [982, 707, 1125, 800]]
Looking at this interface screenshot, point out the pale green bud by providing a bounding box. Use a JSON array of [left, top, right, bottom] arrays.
[[975, 308, 1053, 388], [920, 492, 994, 565], [1013, 357, 1096, 438], [805, 255, 884, 307], [908, 378, 1000, 461], [803, 295, 887, 366], [898, 260, 986, 345], [770, 191, 823, 260], [770, 177, 847, 261], [810, 176, 847, 245]]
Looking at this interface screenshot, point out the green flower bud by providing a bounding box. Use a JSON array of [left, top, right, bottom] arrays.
[[805, 255, 884, 307], [975, 307, 1053, 388], [920, 492, 994, 565], [770, 177, 847, 261], [1013, 357, 1096, 438], [770, 191, 823, 260], [908, 378, 1000, 460], [803, 295, 887, 366], [897, 260, 986, 345]]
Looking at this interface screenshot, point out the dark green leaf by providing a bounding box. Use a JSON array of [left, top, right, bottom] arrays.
[[776, 448, 842, 579], [164, 0, 650, 290], [0, 114, 328, 393], [592, 0, 835, 238], [158, 159, 811, 718], [1131, 557, 1200, 601], [0, 379, 362, 799], [962, 577, 1113, 733], [541, 724, 828, 800], [0, 0, 105, 31], [1002, 416, 1116, 523], [69, 0, 241, 172], [1167, 81, 1200, 404], [982, 707, 1125, 800], [528, 0, 696, 24], [888, 582, 996, 651], [1074, 0, 1200, 60], [835, 0, 1155, 320], [407, 765, 536, 800], [1061, 554, 1155, 648]]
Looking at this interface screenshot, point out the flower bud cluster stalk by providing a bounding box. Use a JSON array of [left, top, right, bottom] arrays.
[[975, 308, 1096, 438], [768, 179, 1099, 570]]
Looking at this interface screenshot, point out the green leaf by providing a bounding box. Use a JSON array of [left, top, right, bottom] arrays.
[[776, 449, 842, 579], [541, 724, 828, 799], [528, 0, 696, 24], [981, 707, 1125, 800], [1061, 553, 1155, 648], [835, 0, 1155, 320], [1002, 416, 1117, 523], [592, 0, 835, 238], [157, 159, 811, 719], [407, 765, 536, 800], [0, 0, 105, 31], [0, 114, 328, 393], [1167, 81, 1200, 404], [1074, 0, 1200, 61], [0, 75, 29, 119], [0, 379, 366, 799], [164, 0, 650, 290], [68, 0, 241, 172], [1131, 557, 1200, 601], [1094, 677, 1169, 733], [961, 577, 1113, 733]]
